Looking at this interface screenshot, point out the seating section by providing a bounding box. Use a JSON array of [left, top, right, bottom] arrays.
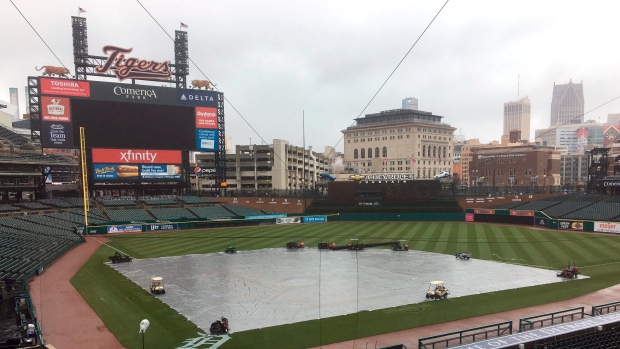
[[105, 209, 153, 222], [533, 326, 620, 348], [177, 195, 218, 204], [140, 196, 177, 205], [563, 200, 620, 221], [488, 202, 528, 209], [0, 204, 20, 212], [99, 197, 137, 206], [39, 198, 75, 208], [14, 202, 52, 210], [66, 208, 110, 225], [0, 216, 84, 280], [223, 204, 264, 217], [188, 206, 235, 219], [148, 208, 196, 220], [542, 194, 607, 218], [511, 200, 563, 211]]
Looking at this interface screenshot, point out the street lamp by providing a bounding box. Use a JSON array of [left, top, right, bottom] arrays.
[[139, 319, 150, 349]]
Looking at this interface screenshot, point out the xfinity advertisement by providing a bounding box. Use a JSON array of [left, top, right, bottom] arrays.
[[93, 164, 182, 181]]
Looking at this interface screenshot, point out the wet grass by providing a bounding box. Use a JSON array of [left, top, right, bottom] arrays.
[[71, 222, 620, 349]]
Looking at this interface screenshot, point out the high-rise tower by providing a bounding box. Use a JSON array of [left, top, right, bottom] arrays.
[[503, 97, 531, 141], [550, 80, 584, 127]]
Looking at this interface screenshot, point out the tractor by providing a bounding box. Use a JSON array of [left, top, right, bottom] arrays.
[[286, 241, 305, 249], [150, 277, 165, 295], [210, 317, 229, 335], [225, 246, 237, 254], [456, 251, 472, 260], [426, 281, 449, 300], [108, 251, 132, 263], [557, 261, 579, 279]]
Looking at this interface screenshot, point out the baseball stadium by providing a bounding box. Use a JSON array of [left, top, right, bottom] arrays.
[[2, 12, 620, 349]]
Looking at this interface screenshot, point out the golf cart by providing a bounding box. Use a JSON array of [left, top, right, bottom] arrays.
[[150, 277, 165, 295], [426, 281, 449, 300], [225, 246, 237, 254], [210, 317, 229, 334]]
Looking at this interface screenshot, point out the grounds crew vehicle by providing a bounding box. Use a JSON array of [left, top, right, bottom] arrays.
[[150, 277, 165, 294], [426, 281, 449, 299]]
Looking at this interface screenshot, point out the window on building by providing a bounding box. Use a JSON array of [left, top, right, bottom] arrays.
[[361, 148, 365, 158], [375, 147, 380, 158], [354, 149, 358, 159], [423, 145, 426, 157], [368, 148, 372, 158], [382, 147, 388, 157]]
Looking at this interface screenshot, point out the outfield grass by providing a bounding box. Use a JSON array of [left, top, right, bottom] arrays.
[[71, 222, 620, 348]]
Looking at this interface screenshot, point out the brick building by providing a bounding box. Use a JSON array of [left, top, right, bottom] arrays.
[[469, 145, 561, 193]]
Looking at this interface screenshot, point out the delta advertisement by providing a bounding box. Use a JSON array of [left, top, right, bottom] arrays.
[[594, 222, 620, 234], [558, 220, 584, 231], [93, 164, 182, 181]]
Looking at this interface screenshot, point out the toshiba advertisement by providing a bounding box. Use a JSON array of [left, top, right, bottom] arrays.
[[40, 78, 91, 97], [92, 149, 182, 182]]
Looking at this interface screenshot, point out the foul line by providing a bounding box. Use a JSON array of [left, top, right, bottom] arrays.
[[90, 237, 134, 259]]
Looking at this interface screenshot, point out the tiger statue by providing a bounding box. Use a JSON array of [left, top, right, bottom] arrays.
[[35, 66, 71, 78], [191, 79, 216, 90]]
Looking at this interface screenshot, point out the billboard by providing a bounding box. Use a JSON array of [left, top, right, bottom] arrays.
[[558, 220, 583, 230], [594, 222, 620, 234], [92, 149, 182, 164], [36, 77, 223, 151], [576, 127, 588, 154], [604, 126, 620, 148], [92, 149, 182, 182], [40, 78, 91, 97], [93, 164, 182, 181]]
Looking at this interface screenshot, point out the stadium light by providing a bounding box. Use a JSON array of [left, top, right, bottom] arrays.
[[139, 319, 150, 349]]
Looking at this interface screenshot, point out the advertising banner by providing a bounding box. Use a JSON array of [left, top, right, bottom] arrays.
[[510, 211, 534, 216], [107, 225, 142, 233], [93, 164, 182, 181], [177, 89, 219, 107], [474, 209, 495, 214], [558, 220, 584, 230], [576, 127, 588, 154], [196, 129, 218, 151], [146, 223, 178, 231], [89, 81, 177, 105], [535, 218, 548, 227], [41, 96, 71, 122], [276, 217, 302, 224], [41, 122, 74, 148], [603, 126, 620, 148], [594, 222, 620, 234], [194, 167, 217, 176], [40, 78, 91, 97], [195, 107, 218, 128], [92, 148, 182, 164], [465, 213, 474, 222], [303, 216, 327, 223], [245, 214, 287, 220]]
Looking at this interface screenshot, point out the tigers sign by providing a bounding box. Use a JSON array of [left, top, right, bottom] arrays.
[[95, 46, 172, 81]]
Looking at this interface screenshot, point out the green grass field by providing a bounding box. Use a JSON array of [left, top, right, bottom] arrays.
[[71, 221, 620, 349]]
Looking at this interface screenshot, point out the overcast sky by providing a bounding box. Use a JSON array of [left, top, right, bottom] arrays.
[[2, 0, 620, 153]]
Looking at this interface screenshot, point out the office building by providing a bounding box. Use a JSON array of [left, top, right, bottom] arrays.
[[503, 97, 531, 141], [550, 80, 584, 127], [342, 105, 456, 179]]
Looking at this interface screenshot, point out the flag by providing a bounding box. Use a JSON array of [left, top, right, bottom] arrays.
[[180, 22, 188, 28], [78, 7, 86, 13]]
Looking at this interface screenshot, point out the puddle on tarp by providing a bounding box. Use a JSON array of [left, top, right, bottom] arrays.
[[109, 248, 582, 333]]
